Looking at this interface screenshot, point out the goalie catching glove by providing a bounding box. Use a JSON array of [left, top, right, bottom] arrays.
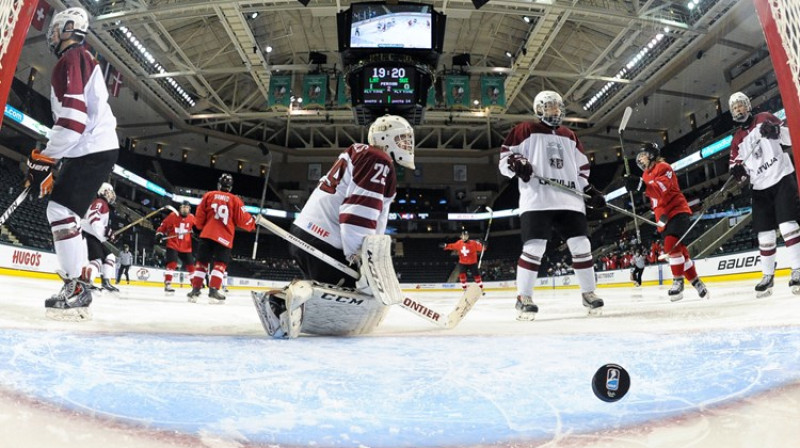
[[507, 153, 534, 182], [760, 121, 781, 140], [25, 149, 56, 199], [583, 185, 606, 209]]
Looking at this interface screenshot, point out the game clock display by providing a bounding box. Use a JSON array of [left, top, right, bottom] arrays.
[[362, 65, 416, 105]]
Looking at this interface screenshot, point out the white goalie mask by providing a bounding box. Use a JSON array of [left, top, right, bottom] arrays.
[[728, 92, 752, 123], [533, 90, 565, 127], [48, 7, 89, 55], [98, 182, 116, 205], [368, 115, 415, 169]]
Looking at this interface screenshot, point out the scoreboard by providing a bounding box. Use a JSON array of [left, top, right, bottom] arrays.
[[363, 65, 417, 105]]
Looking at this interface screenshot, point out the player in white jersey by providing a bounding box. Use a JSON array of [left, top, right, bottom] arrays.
[[728, 92, 800, 297], [499, 90, 605, 321], [81, 183, 118, 293], [252, 115, 414, 338], [24, 7, 119, 321]]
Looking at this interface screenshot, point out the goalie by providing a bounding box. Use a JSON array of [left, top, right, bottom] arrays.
[[252, 115, 415, 338]]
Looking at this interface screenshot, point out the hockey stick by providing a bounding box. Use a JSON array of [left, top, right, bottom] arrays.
[[255, 215, 479, 329], [111, 205, 177, 239], [0, 187, 30, 226], [477, 206, 493, 269], [618, 106, 641, 243], [533, 174, 659, 226]]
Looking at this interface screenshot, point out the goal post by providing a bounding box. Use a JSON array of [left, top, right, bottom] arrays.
[[0, 0, 38, 129], [753, 0, 800, 188]]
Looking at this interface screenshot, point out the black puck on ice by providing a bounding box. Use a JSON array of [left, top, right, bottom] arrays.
[[592, 363, 630, 402]]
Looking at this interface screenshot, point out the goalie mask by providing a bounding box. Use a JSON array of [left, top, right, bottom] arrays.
[[636, 142, 660, 171], [368, 115, 415, 169], [728, 92, 752, 123], [98, 182, 116, 205], [48, 7, 89, 56], [533, 90, 565, 127]]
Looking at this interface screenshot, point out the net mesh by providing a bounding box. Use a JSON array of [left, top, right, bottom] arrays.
[[768, 0, 800, 105], [0, 0, 25, 72]]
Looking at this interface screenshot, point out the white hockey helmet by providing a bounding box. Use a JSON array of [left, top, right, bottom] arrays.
[[98, 182, 116, 204], [368, 115, 415, 169], [533, 90, 565, 127], [728, 92, 752, 123], [48, 7, 89, 55]]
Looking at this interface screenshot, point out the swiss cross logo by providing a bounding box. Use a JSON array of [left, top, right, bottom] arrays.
[[460, 245, 470, 258]]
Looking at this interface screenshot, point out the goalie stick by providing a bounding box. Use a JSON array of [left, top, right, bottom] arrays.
[[0, 187, 30, 226], [255, 215, 480, 329], [533, 174, 659, 226], [477, 206, 493, 270], [618, 106, 642, 243]]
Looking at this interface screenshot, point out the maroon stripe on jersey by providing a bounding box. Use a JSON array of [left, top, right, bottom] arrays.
[[760, 248, 777, 256], [339, 213, 377, 229], [89, 217, 101, 224], [344, 195, 383, 210], [55, 117, 86, 134], [573, 260, 594, 270], [51, 217, 76, 227], [579, 174, 589, 179], [786, 236, 800, 247], [518, 258, 540, 272], [62, 97, 87, 113], [579, 164, 590, 171]]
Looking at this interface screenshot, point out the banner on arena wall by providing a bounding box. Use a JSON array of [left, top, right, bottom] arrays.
[[268, 75, 292, 108], [303, 74, 328, 108], [427, 85, 436, 108], [337, 74, 351, 107], [480, 76, 506, 108], [445, 75, 470, 108]]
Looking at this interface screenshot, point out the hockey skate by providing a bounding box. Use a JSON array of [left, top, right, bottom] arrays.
[[187, 287, 202, 303], [691, 278, 709, 299], [790, 269, 800, 295], [208, 288, 226, 304], [45, 274, 93, 322], [164, 282, 175, 296], [581, 291, 604, 315], [755, 274, 774, 298], [515, 295, 538, 321], [101, 278, 119, 294], [252, 290, 290, 338], [668, 278, 684, 302]]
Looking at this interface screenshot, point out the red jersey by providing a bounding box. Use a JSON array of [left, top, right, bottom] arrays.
[[642, 161, 691, 229], [443, 239, 484, 265], [194, 190, 255, 249], [157, 212, 196, 253]]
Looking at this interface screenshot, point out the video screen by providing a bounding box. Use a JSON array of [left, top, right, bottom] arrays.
[[362, 65, 417, 105], [350, 3, 433, 49]]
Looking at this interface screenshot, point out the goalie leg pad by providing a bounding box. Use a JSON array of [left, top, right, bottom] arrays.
[[301, 281, 388, 336], [361, 235, 403, 306]]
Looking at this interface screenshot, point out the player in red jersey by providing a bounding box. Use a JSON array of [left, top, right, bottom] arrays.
[[156, 201, 196, 294], [188, 174, 255, 303], [625, 143, 708, 301], [441, 230, 485, 292]]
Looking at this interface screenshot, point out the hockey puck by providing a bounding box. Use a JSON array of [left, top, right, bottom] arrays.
[[592, 363, 630, 402]]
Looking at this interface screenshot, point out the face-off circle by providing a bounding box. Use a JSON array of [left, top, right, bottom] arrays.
[[592, 363, 630, 402]]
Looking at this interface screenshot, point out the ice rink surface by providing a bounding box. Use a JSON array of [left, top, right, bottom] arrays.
[[2, 275, 800, 448]]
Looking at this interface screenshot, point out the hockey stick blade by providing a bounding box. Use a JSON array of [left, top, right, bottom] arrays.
[[618, 106, 633, 134], [398, 284, 482, 329]]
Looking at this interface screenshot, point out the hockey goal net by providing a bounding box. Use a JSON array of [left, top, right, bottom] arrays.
[[0, 0, 37, 128], [754, 0, 800, 186]]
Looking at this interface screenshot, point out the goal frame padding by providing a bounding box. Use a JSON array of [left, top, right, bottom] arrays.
[[0, 0, 38, 129]]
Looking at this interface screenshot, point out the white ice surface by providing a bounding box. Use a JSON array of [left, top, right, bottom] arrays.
[[2, 275, 800, 448]]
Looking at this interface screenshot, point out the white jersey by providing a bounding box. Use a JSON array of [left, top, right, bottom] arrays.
[[294, 144, 397, 258], [43, 44, 119, 159], [499, 121, 590, 214], [82, 198, 110, 242], [729, 112, 793, 191]]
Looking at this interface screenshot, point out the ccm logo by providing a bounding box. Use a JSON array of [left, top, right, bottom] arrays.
[[11, 250, 41, 267], [718, 255, 760, 270], [320, 293, 365, 305]]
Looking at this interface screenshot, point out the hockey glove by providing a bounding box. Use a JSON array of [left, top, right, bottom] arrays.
[[760, 121, 781, 140], [656, 215, 668, 231], [439, 243, 447, 249], [25, 149, 56, 199], [583, 185, 606, 209], [507, 153, 534, 182], [624, 175, 643, 193], [730, 163, 748, 183], [155, 232, 166, 245]]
